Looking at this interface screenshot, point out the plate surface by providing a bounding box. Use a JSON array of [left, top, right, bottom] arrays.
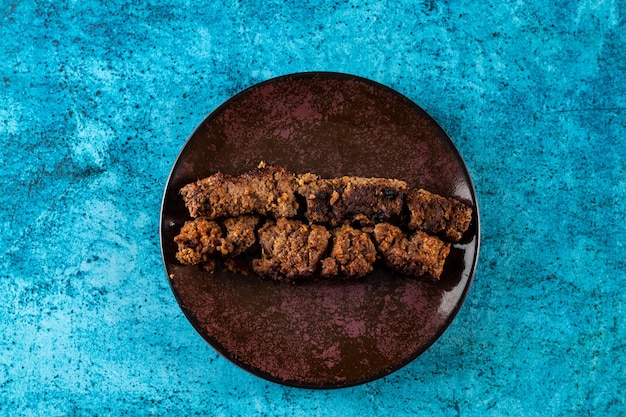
[[160, 72, 480, 388]]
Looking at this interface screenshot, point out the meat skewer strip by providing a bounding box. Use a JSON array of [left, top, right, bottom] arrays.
[[252, 218, 331, 281], [406, 189, 473, 242], [297, 174, 407, 227], [180, 165, 300, 219], [373, 223, 451, 280]]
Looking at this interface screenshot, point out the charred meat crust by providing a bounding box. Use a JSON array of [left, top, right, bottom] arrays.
[[252, 218, 331, 281], [321, 224, 377, 278], [373, 223, 451, 280], [175, 165, 473, 281], [180, 165, 299, 219], [297, 175, 407, 227], [220, 215, 261, 257], [174, 216, 454, 281], [174, 215, 261, 265], [180, 167, 473, 241], [174, 218, 223, 265], [406, 189, 472, 242]]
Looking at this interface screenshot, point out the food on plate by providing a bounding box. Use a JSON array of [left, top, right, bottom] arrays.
[[406, 189, 473, 242], [219, 215, 261, 257], [321, 225, 377, 278], [174, 217, 223, 265], [373, 223, 450, 280], [297, 174, 407, 226], [174, 215, 260, 264], [174, 164, 473, 281], [179, 165, 299, 219], [252, 218, 331, 281]]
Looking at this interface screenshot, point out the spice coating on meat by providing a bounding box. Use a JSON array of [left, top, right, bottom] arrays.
[[252, 218, 331, 281], [321, 225, 377, 278], [174, 218, 223, 265], [180, 165, 299, 219], [298, 175, 407, 226], [175, 165, 470, 281], [219, 215, 260, 257], [373, 223, 450, 279], [174, 215, 260, 265], [406, 189, 473, 242]]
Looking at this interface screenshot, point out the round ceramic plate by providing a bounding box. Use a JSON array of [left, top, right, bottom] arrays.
[[160, 72, 480, 388]]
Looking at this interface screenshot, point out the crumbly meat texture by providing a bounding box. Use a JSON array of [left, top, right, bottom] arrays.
[[180, 165, 299, 219], [174, 215, 260, 266], [218, 215, 260, 257], [321, 225, 377, 278], [296, 174, 334, 223], [373, 223, 451, 280], [297, 175, 407, 227], [252, 217, 331, 281], [406, 189, 473, 242], [174, 218, 223, 265]]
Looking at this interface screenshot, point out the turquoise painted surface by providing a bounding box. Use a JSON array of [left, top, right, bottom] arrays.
[[1, 1, 624, 415]]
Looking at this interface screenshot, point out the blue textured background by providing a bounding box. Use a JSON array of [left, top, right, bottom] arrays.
[[2, 1, 625, 415]]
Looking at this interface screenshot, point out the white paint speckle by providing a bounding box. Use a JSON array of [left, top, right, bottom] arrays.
[[71, 115, 114, 168], [0, 97, 23, 135]]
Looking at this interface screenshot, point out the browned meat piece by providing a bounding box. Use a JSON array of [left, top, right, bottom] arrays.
[[174, 165, 468, 281], [373, 223, 450, 279], [406, 189, 472, 242], [174, 218, 223, 265], [218, 215, 260, 257], [321, 225, 377, 278], [296, 173, 334, 223], [180, 165, 299, 219], [297, 175, 407, 227], [252, 218, 331, 281], [174, 215, 260, 266]]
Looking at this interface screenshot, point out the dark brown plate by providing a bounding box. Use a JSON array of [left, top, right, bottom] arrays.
[[160, 72, 480, 388]]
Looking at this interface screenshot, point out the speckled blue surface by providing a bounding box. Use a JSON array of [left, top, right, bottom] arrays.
[[1, 1, 625, 415]]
